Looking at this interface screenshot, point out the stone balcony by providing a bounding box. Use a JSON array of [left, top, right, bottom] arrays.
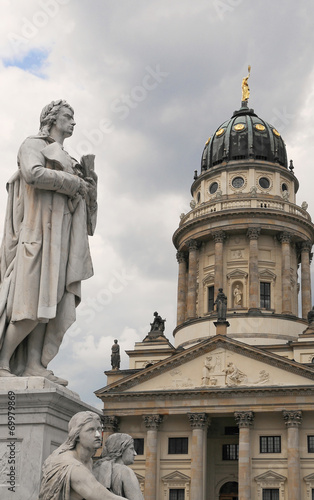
[[180, 196, 311, 226]]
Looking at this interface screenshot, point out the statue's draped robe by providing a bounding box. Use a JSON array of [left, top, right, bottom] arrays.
[[93, 460, 144, 500], [0, 136, 96, 374], [39, 452, 83, 500]]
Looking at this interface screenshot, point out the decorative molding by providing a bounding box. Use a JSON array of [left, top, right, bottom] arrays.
[[304, 473, 314, 499], [301, 240, 312, 253], [259, 268, 277, 283], [213, 230, 226, 243], [187, 412, 209, 429], [161, 471, 190, 500], [282, 410, 302, 427], [234, 410, 254, 428], [227, 268, 248, 282], [247, 227, 261, 240], [102, 415, 119, 432], [279, 231, 292, 244], [254, 470, 286, 500], [143, 414, 163, 430], [176, 251, 187, 264], [187, 239, 198, 251]]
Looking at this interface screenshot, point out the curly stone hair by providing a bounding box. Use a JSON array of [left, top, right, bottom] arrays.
[[39, 99, 74, 136]]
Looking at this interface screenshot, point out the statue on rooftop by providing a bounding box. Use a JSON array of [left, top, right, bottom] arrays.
[[111, 339, 121, 370], [214, 288, 227, 321], [241, 65, 251, 102], [0, 100, 97, 385], [150, 311, 166, 334]]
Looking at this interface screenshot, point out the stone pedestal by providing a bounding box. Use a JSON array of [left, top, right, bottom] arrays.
[[0, 377, 101, 500]]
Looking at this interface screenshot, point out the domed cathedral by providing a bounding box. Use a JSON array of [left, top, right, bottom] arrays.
[[96, 73, 314, 500], [173, 87, 314, 348]]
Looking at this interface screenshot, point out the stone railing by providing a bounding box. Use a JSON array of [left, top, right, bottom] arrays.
[[180, 197, 311, 225]]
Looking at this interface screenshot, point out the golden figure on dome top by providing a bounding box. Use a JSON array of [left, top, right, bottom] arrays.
[[241, 65, 251, 102]]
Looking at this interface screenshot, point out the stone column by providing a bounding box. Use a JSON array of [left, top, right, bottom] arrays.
[[188, 413, 209, 500], [283, 410, 302, 500], [176, 251, 188, 325], [143, 414, 163, 500], [213, 231, 226, 298], [235, 411, 254, 500], [279, 232, 292, 314], [247, 228, 261, 311], [101, 415, 119, 453], [186, 240, 198, 319], [300, 241, 312, 319]]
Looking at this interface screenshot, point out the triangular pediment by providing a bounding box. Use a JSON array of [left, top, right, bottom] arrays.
[[161, 471, 190, 482], [95, 336, 314, 396], [259, 269, 276, 281], [254, 470, 286, 483], [304, 472, 314, 481], [227, 268, 248, 280]]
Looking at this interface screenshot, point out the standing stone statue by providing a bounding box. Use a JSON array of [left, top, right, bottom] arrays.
[[93, 433, 144, 500], [214, 288, 227, 321], [0, 100, 97, 385], [39, 411, 125, 500], [111, 339, 120, 370]]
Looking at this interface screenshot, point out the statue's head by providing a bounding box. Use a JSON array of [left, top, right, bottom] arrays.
[[102, 433, 136, 465], [39, 99, 74, 136], [67, 411, 102, 450]]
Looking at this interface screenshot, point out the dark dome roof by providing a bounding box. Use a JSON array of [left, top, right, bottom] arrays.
[[201, 101, 288, 171]]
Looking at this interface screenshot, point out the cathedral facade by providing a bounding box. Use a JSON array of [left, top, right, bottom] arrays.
[[96, 92, 314, 500]]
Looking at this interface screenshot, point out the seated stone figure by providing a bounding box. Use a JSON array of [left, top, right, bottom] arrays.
[[93, 433, 144, 500], [39, 411, 125, 500]]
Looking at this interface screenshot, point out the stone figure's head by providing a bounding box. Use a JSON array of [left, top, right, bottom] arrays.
[[66, 411, 102, 450], [39, 99, 74, 136], [102, 433, 136, 465]]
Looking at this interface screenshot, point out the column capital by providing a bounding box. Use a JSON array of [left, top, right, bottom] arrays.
[[186, 239, 198, 251], [279, 231, 292, 244], [143, 414, 163, 430], [213, 230, 226, 243], [300, 240, 312, 253], [176, 251, 187, 263], [102, 415, 119, 432], [234, 411, 254, 428], [246, 227, 261, 240], [187, 412, 209, 429], [283, 410, 302, 427]]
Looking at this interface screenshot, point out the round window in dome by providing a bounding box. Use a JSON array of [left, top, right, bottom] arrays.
[[234, 123, 245, 131], [209, 182, 218, 194], [282, 183, 288, 192], [216, 128, 225, 137], [259, 177, 270, 189], [273, 128, 281, 137], [232, 177, 244, 189], [255, 123, 266, 131]]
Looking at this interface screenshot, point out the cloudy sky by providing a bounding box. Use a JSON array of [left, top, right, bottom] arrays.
[[1, 0, 314, 407]]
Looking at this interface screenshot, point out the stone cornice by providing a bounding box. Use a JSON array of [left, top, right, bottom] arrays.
[[95, 335, 314, 397], [173, 207, 314, 249], [99, 385, 314, 403]]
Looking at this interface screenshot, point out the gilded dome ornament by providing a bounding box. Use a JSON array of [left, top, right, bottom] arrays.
[[241, 65, 251, 102], [273, 128, 281, 137], [216, 128, 225, 137], [255, 123, 265, 131], [234, 123, 245, 131]]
